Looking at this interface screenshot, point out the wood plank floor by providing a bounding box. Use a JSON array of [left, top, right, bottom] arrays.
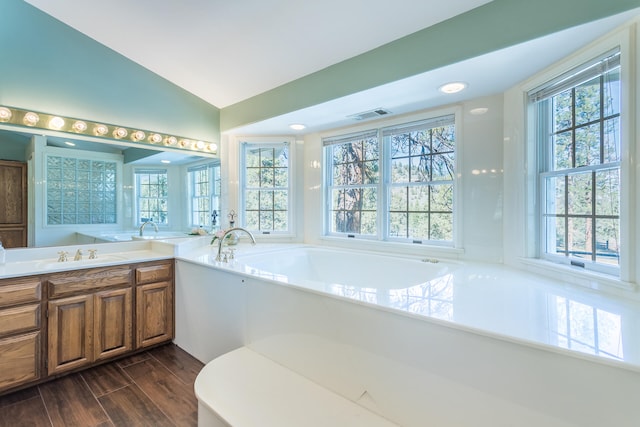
[[0, 344, 204, 427]]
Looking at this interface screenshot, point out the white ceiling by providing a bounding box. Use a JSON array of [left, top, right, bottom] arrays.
[[24, 0, 492, 108], [23, 1, 639, 135]]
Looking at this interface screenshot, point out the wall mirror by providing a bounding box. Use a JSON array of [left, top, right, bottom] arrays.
[[0, 126, 221, 248]]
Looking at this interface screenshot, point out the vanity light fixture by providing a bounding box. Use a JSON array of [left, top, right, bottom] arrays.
[[72, 120, 87, 132], [49, 116, 65, 130], [439, 82, 467, 94], [0, 107, 13, 122], [0, 105, 218, 156], [23, 112, 40, 126], [289, 124, 306, 131]]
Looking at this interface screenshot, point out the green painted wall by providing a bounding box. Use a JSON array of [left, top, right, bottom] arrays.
[[0, 0, 220, 142], [221, 0, 640, 131]]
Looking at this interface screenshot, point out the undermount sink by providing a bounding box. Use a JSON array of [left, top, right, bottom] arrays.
[[34, 254, 128, 270]]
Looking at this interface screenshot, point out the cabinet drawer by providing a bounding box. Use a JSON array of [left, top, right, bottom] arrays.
[[0, 304, 40, 337], [48, 267, 132, 298], [0, 331, 41, 391], [0, 279, 41, 308], [136, 262, 173, 285]]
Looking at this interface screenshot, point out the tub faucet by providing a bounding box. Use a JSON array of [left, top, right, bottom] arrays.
[[139, 220, 158, 236], [216, 227, 256, 262]]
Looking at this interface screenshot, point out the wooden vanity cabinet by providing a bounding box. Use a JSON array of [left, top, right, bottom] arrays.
[[135, 261, 174, 348], [0, 259, 174, 394], [46, 266, 133, 375], [0, 277, 42, 391]]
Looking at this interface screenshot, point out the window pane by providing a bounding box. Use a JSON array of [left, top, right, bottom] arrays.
[[603, 117, 620, 163], [259, 191, 273, 210], [260, 211, 273, 230], [553, 131, 573, 170], [408, 213, 429, 240], [429, 213, 453, 241], [260, 168, 274, 187], [595, 218, 619, 265], [567, 217, 592, 259], [410, 156, 429, 182], [431, 184, 453, 212], [245, 190, 259, 210], [546, 216, 566, 254], [575, 123, 600, 166], [360, 211, 377, 235], [274, 211, 288, 231], [553, 89, 573, 132], [408, 186, 429, 211], [389, 212, 407, 238], [274, 146, 288, 167], [575, 76, 601, 125], [545, 176, 565, 215], [273, 190, 288, 210], [568, 173, 592, 215], [390, 187, 407, 211], [260, 148, 274, 167], [603, 68, 621, 117], [362, 188, 377, 211], [246, 211, 259, 229], [432, 153, 455, 181], [595, 169, 619, 216], [391, 157, 410, 183]]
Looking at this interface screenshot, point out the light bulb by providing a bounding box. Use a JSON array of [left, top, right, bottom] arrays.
[[94, 124, 109, 136], [132, 130, 145, 141], [72, 121, 87, 132], [49, 116, 65, 130], [113, 127, 128, 139], [23, 112, 40, 126], [0, 107, 12, 122]]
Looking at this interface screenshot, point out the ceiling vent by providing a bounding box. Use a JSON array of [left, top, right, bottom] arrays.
[[347, 108, 391, 121]]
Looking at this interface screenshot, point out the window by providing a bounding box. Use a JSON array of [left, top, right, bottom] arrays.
[[324, 130, 379, 236], [384, 117, 455, 242], [188, 163, 221, 228], [135, 169, 168, 225], [46, 155, 117, 225], [240, 142, 291, 234], [324, 114, 456, 244], [530, 50, 620, 274]]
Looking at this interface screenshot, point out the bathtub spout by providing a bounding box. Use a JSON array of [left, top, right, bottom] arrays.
[[216, 227, 256, 262]]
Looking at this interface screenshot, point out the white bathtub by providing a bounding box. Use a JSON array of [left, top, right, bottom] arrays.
[[177, 244, 640, 426]]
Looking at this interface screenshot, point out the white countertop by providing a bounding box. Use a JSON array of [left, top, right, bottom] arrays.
[[0, 239, 187, 279]]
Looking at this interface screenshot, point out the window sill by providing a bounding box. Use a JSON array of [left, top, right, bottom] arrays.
[[318, 236, 465, 260], [517, 258, 637, 294]]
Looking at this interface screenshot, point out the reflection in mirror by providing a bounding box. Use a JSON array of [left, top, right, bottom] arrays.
[[0, 127, 221, 248]]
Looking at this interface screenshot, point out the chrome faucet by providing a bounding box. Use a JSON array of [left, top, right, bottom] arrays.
[[139, 220, 158, 236], [216, 227, 256, 262]]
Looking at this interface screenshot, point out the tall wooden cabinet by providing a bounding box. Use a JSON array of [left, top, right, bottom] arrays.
[[0, 160, 27, 248]]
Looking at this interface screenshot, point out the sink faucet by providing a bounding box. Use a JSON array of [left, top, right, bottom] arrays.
[[216, 227, 256, 262], [139, 220, 158, 236]]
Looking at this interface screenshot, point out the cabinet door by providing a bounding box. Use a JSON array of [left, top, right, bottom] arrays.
[[0, 331, 40, 391], [48, 295, 93, 375], [94, 288, 132, 361], [136, 281, 173, 348]]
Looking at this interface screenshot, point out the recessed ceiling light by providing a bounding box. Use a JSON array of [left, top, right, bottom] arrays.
[[161, 160, 171, 164], [469, 107, 488, 115], [439, 82, 467, 94], [289, 124, 306, 131], [64, 141, 76, 147]]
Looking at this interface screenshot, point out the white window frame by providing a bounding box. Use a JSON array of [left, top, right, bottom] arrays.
[[187, 162, 221, 229], [322, 111, 459, 247], [529, 50, 622, 277], [238, 138, 295, 236], [134, 168, 169, 226], [518, 26, 637, 286]]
